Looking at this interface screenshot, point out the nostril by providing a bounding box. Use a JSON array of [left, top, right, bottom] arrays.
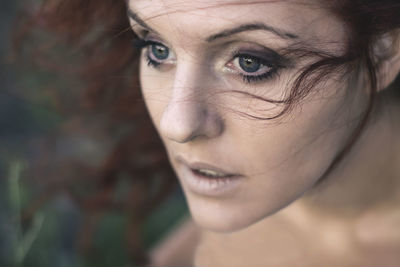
[[161, 120, 197, 143]]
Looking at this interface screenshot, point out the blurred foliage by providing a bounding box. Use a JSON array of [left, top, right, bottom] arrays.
[[1, 159, 188, 267], [6, 161, 45, 267], [0, 1, 189, 266]]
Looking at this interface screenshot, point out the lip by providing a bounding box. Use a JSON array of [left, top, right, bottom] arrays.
[[176, 156, 241, 177], [175, 156, 244, 197]]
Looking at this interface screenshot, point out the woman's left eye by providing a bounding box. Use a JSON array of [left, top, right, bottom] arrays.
[[238, 56, 265, 73], [227, 54, 278, 84]]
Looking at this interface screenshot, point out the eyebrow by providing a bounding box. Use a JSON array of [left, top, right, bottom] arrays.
[[127, 8, 299, 42], [206, 23, 298, 42], [127, 9, 160, 35]]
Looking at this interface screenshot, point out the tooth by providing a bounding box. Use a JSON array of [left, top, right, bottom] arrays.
[[198, 169, 225, 177]]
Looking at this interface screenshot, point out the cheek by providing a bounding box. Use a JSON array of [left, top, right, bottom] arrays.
[[230, 81, 361, 200], [139, 61, 172, 126], [235, 76, 361, 174]]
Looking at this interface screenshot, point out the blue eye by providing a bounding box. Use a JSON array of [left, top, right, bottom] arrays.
[[151, 43, 169, 60], [238, 56, 262, 73], [229, 53, 279, 84], [132, 38, 175, 68]]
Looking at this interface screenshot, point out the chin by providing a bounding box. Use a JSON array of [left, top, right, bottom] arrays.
[[191, 211, 252, 233], [184, 193, 271, 233]]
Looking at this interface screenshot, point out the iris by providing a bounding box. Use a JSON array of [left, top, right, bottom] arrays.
[[151, 44, 169, 60], [239, 56, 261, 73]]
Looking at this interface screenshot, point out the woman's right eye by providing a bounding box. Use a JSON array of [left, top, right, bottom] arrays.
[[150, 43, 169, 60], [133, 38, 175, 68]]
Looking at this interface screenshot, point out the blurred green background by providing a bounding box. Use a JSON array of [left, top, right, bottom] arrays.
[[0, 2, 189, 267]]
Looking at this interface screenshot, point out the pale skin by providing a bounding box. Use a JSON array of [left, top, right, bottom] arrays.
[[127, 0, 400, 266]]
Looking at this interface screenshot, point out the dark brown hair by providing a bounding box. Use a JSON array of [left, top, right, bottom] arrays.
[[14, 0, 400, 265]]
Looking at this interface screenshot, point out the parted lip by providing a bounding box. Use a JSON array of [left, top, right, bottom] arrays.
[[175, 155, 242, 177]]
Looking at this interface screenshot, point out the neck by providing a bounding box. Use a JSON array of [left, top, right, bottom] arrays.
[[297, 90, 400, 220]]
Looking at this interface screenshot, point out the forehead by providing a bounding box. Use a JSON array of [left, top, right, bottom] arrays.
[[128, 0, 346, 50]]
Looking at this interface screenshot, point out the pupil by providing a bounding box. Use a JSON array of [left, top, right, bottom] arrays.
[[239, 56, 260, 73], [152, 44, 169, 60]]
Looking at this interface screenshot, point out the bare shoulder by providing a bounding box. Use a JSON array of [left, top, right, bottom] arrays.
[[149, 217, 201, 267]]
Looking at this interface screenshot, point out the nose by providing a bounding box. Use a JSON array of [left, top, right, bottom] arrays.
[[159, 68, 224, 143]]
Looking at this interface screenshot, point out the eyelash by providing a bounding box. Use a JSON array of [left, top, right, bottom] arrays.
[[132, 39, 164, 68], [242, 71, 278, 84], [146, 54, 161, 68], [231, 52, 279, 84], [132, 38, 283, 84]]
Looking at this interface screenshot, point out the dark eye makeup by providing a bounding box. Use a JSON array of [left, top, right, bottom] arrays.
[[132, 37, 290, 84], [229, 49, 287, 84]]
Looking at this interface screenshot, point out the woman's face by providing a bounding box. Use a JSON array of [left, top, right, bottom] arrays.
[[128, 0, 368, 232]]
